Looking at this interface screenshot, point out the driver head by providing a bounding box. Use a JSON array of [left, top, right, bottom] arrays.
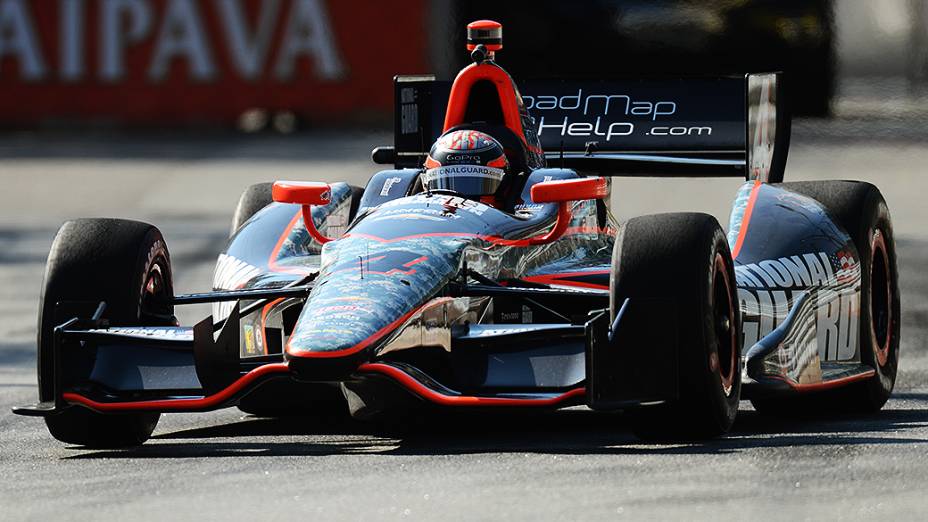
[[423, 130, 510, 205]]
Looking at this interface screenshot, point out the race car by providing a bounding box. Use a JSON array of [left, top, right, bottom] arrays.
[[15, 20, 899, 446]]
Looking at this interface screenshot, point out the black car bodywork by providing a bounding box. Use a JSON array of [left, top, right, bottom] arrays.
[[15, 23, 892, 441]]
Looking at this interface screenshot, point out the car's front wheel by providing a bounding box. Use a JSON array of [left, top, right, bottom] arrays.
[[38, 219, 173, 447], [611, 213, 742, 440]]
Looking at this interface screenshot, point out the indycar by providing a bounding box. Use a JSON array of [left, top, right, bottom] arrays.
[[15, 20, 899, 446]]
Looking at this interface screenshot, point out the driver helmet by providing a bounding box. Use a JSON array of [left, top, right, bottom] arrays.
[[423, 130, 510, 202]]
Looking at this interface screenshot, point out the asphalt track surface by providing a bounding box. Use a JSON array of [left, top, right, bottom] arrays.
[[2, 113, 928, 520]]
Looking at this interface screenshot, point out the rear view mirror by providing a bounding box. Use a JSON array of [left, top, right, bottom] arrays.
[[530, 177, 608, 204], [272, 181, 332, 206], [271, 181, 334, 244]]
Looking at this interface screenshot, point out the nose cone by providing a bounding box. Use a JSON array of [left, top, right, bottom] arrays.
[[286, 235, 468, 360]]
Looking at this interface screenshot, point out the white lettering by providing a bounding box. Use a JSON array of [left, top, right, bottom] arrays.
[[534, 95, 557, 110], [566, 122, 593, 136], [804, 252, 829, 286], [215, 0, 281, 80], [739, 288, 759, 347], [60, 0, 85, 81], [817, 290, 840, 360], [275, 0, 344, 81], [606, 121, 634, 140], [759, 259, 793, 287], [836, 293, 859, 360], [819, 252, 836, 285], [537, 116, 567, 137], [653, 101, 676, 119], [559, 89, 581, 110], [583, 94, 630, 116], [100, 0, 152, 81], [148, 0, 216, 81], [0, 0, 46, 80], [779, 255, 812, 287]]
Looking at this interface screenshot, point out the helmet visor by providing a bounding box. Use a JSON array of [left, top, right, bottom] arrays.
[[423, 165, 506, 197]]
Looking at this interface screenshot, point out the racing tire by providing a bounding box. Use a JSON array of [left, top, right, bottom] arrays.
[[230, 182, 274, 237], [613, 213, 741, 440], [38, 219, 173, 447], [230, 182, 365, 237], [752, 181, 900, 414]]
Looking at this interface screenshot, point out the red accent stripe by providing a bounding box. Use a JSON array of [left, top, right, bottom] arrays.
[[403, 256, 428, 268], [521, 270, 610, 290], [731, 180, 762, 260], [487, 155, 509, 168], [267, 209, 313, 275], [62, 363, 291, 412], [768, 369, 876, 393], [358, 363, 586, 407], [260, 297, 287, 356]]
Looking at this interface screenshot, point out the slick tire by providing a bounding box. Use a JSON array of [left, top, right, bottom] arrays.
[[38, 219, 173, 447], [230, 182, 274, 237], [752, 181, 900, 415], [230, 182, 365, 237], [614, 213, 741, 440]]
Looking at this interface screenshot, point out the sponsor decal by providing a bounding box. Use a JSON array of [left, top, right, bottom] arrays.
[[91, 326, 192, 340], [0, 0, 427, 124], [738, 251, 861, 361], [524, 90, 700, 142], [736, 252, 835, 288], [380, 176, 402, 197], [423, 165, 506, 181], [212, 253, 262, 322], [330, 250, 428, 277], [243, 324, 259, 356], [370, 206, 462, 221], [437, 130, 496, 151], [213, 253, 262, 290], [440, 196, 488, 216], [255, 324, 264, 353]]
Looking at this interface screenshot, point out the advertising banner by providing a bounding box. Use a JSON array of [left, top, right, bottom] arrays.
[[0, 0, 428, 125]]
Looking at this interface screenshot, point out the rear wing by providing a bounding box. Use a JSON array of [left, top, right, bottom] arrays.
[[384, 73, 789, 182]]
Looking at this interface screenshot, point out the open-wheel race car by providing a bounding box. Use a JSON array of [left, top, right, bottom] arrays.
[[15, 20, 900, 446]]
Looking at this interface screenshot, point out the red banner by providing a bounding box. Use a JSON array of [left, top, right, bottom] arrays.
[[0, 0, 428, 126]]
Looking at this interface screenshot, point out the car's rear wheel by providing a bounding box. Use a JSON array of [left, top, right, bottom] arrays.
[[612, 213, 741, 440], [751, 181, 900, 415], [38, 219, 173, 447]]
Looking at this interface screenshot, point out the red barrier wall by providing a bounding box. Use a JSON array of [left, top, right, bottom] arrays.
[[0, 0, 428, 125]]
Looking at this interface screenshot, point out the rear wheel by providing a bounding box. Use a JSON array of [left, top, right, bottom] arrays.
[[612, 213, 741, 440], [39, 219, 172, 447], [752, 181, 900, 414], [230, 182, 274, 236]]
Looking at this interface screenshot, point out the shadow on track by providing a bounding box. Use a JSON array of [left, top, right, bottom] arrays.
[[61, 397, 928, 460]]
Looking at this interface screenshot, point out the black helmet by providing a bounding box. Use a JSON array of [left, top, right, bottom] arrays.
[[423, 130, 510, 199]]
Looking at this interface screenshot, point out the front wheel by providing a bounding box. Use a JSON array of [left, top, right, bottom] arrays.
[[38, 219, 173, 447], [611, 213, 742, 440]]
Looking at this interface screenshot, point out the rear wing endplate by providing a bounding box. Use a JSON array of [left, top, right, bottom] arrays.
[[389, 73, 789, 181]]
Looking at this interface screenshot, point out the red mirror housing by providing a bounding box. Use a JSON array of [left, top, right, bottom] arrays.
[[530, 177, 608, 204], [525, 177, 608, 245], [272, 181, 332, 206], [271, 181, 335, 244]]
